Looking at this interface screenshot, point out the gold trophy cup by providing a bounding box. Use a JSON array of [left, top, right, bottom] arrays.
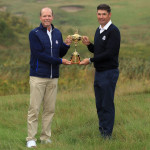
[[69, 30, 82, 64]]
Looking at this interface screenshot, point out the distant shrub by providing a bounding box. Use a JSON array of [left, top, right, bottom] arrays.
[[0, 12, 30, 46], [119, 57, 150, 79], [10, 15, 29, 33], [0, 18, 16, 45]]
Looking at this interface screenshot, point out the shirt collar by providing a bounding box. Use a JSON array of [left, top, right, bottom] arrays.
[[40, 23, 54, 32], [99, 20, 112, 30], [47, 26, 52, 33]]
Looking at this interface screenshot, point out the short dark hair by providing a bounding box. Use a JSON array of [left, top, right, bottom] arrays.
[[97, 4, 111, 13]]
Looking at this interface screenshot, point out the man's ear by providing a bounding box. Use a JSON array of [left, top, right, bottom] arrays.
[[52, 15, 54, 20], [109, 12, 112, 18]]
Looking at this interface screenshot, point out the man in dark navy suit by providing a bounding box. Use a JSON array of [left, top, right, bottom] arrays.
[[80, 4, 121, 139]]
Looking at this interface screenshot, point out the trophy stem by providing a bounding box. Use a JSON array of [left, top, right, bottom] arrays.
[[69, 31, 82, 64], [75, 47, 77, 52], [75, 43, 77, 52]]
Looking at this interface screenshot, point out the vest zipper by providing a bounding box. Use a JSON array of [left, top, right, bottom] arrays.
[[50, 45, 53, 78], [36, 59, 38, 72], [50, 34, 53, 78]]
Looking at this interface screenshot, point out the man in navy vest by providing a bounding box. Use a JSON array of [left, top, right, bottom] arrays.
[[80, 4, 120, 139], [26, 7, 72, 148]]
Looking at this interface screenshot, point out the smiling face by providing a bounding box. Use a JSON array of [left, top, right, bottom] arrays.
[[97, 9, 111, 28], [40, 8, 54, 28]]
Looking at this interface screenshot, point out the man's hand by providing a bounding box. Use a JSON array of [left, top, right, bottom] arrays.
[[82, 36, 90, 46], [79, 58, 90, 65], [62, 59, 71, 65], [64, 35, 72, 46]]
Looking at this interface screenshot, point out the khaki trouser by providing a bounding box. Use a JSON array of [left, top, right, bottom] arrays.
[[26, 76, 58, 141]]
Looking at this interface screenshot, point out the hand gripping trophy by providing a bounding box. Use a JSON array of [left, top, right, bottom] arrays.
[[68, 30, 83, 64]]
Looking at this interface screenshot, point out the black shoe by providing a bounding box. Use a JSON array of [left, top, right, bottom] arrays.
[[102, 134, 112, 139]]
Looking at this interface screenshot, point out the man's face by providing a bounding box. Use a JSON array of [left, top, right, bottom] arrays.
[[97, 9, 111, 27], [40, 8, 53, 27]]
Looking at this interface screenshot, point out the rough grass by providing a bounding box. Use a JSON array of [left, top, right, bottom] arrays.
[[0, 86, 150, 150], [0, 0, 150, 95]]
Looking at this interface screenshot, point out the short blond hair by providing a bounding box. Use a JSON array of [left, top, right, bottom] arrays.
[[40, 7, 53, 16]]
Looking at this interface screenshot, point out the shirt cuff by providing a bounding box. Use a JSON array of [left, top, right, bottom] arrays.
[[89, 58, 92, 64], [90, 58, 94, 62]]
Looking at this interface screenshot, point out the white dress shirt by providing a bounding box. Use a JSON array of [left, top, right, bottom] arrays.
[[99, 20, 112, 34]]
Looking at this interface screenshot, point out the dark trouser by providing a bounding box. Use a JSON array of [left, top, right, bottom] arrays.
[[94, 69, 119, 137]]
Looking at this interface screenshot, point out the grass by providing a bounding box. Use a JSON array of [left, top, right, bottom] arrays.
[[0, 0, 150, 149], [0, 85, 150, 150]]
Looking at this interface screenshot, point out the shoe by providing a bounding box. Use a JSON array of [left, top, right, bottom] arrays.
[[26, 140, 37, 148], [103, 134, 112, 139], [41, 139, 52, 144], [101, 133, 112, 139], [100, 131, 112, 140]]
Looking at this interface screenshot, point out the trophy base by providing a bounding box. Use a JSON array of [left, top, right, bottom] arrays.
[[70, 51, 80, 64], [71, 61, 80, 64]]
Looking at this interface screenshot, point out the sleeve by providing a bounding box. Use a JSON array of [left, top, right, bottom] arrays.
[[87, 43, 94, 53], [87, 28, 98, 54], [59, 34, 70, 58], [90, 29, 120, 63], [29, 31, 62, 64]]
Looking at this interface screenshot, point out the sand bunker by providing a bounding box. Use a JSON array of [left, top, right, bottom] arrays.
[[60, 5, 84, 12], [0, 6, 7, 12]]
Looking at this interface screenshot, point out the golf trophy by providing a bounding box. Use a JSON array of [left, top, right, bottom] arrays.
[[69, 30, 83, 64]]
